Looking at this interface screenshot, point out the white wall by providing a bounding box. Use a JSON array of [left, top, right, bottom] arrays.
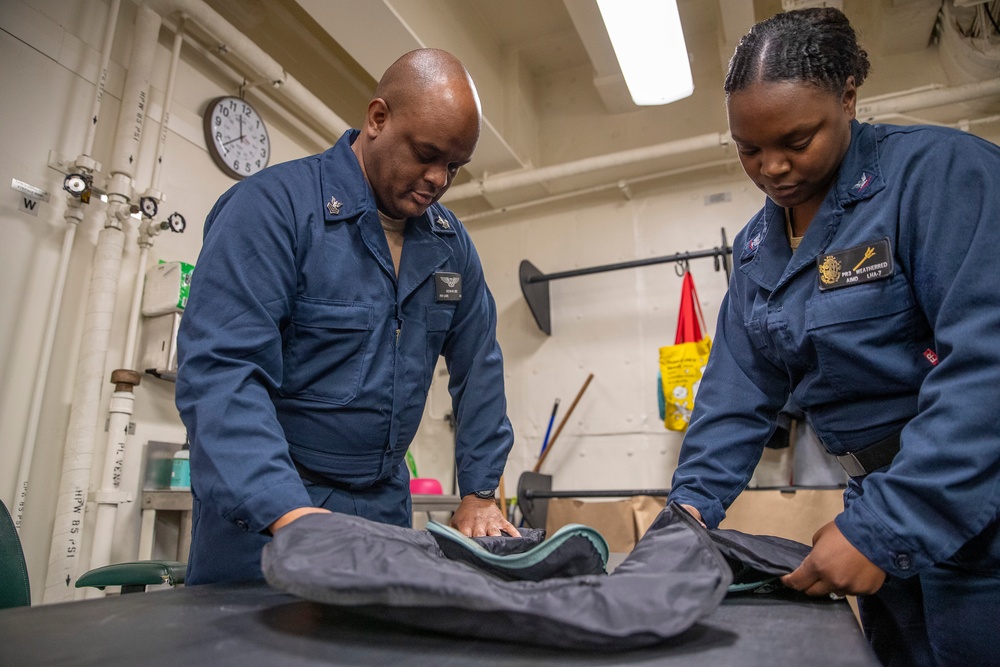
[[461, 175, 762, 497], [0, 0, 318, 602]]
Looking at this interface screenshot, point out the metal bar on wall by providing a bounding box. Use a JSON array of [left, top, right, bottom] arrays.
[[519, 227, 732, 335]]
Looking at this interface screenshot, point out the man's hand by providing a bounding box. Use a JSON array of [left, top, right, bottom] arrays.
[[781, 519, 886, 597], [268, 506, 331, 535], [450, 495, 521, 537]]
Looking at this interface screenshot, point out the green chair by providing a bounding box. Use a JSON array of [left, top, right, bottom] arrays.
[[75, 560, 186, 594], [0, 498, 31, 608], [0, 498, 185, 606]]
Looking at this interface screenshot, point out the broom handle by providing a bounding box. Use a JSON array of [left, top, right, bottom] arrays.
[[532, 373, 594, 473]]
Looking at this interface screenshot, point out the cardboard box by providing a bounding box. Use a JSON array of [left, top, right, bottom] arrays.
[[545, 495, 666, 553], [719, 488, 845, 545], [544, 488, 845, 553]]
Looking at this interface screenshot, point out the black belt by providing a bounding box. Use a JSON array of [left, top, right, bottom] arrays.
[[836, 433, 900, 478], [294, 460, 340, 488]]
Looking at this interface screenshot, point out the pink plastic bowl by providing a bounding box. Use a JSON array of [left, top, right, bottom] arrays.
[[410, 478, 443, 495]]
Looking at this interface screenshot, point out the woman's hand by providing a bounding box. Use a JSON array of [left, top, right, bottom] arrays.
[[781, 519, 886, 596]]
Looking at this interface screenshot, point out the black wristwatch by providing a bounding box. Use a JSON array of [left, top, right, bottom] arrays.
[[471, 489, 496, 500]]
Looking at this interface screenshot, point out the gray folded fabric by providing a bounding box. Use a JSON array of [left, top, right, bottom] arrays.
[[262, 504, 731, 650], [708, 528, 812, 593]]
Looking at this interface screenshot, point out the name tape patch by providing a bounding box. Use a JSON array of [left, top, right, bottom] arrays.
[[435, 272, 462, 301], [817, 238, 893, 291]]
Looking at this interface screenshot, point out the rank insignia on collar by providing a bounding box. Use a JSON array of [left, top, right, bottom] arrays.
[[852, 172, 873, 193], [327, 196, 342, 215], [435, 215, 450, 230]]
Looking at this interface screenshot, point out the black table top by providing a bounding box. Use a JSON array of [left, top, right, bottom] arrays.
[[0, 581, 877, 666]]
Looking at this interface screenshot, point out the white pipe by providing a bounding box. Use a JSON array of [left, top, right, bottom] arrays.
[[446, 78, 1000, 204], [14, 1, 120, 532], [143, 0, 349, 140], [43, 223, 127, 603], [446, 132, 728, 201], [13, 203, 84, 531], [44, 4, 161, 604], [82, 0, 121, 158], [461, 157, 739, 222], [150, 15, 185, 192], [857, 78, 1000, 120], [123, 243, 151, 369]]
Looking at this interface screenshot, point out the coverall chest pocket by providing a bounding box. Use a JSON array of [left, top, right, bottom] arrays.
[[805, 275, 925, 400], [425, 305, 456, 371], [283, 298, 374, 405]]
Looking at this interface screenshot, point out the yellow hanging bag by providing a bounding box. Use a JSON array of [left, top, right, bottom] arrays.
[[659, 272, 711, 431]]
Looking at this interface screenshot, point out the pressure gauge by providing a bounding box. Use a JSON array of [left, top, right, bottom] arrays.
[[203, 96, 271, 180], [139, 196, 159, 219]]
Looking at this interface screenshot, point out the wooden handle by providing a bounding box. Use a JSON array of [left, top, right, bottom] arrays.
[[532, 373, 594, 474]]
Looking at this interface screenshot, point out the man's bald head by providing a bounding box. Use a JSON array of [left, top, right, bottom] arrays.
[[352, 49, 482, 219], [372, 48, 482, 134]]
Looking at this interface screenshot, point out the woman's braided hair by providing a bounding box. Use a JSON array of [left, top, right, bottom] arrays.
[[724, 7, 871, 96]]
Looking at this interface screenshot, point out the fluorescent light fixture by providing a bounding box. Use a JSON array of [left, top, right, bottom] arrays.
[[596, 0, 694, 106]]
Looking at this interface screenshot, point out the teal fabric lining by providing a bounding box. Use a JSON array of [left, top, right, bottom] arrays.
[[426, 521, 609, 571]]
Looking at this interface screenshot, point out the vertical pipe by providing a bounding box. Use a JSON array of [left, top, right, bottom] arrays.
[[82, 0, 121, 158], [87, 13, 188, 584], [150, 16, 184, 192], [44, 4, 162, 603], [13, 204, 83, 530], [122, 244, 150, 372], [13, 0, 121, 534], [43, 225, 126, 602]]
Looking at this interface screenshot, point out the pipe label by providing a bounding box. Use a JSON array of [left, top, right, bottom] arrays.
[[11, 178, 50, 202]]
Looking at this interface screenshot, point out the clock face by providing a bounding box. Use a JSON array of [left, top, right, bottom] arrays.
[[203, 96, 270, 179]]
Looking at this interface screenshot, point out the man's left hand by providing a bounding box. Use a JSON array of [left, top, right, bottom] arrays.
[[451, 495, 521, 538], [781, 519, 886, 597]]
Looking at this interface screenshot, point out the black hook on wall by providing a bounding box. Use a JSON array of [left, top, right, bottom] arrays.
[[519, 228, 733, 335]]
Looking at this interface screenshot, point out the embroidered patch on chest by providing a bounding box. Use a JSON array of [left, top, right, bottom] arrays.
[[817, 238, 893, 291], [435, 272, 462, 301]]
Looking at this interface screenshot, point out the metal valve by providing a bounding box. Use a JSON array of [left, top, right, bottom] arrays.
[[167, 212, 187, 233], [63, 173, 93, 203]]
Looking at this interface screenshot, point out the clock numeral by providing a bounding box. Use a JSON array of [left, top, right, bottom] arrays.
[[233, 160, 240, 171]]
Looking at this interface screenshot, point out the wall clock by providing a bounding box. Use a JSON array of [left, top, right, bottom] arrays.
[[203, 96, 271, 179]]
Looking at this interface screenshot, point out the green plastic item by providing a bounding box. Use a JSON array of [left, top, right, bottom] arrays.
[[405, 450, 419, 477]]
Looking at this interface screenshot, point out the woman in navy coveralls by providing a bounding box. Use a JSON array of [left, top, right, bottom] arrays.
[[667, 8, 1000, 666]]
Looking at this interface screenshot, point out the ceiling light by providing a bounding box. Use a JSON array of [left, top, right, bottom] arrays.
[[596, 0, 694, 106]]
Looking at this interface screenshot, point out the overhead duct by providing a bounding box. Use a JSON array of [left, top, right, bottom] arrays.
[[445, 77, 1000, 205], [142, 0, 350, 142]]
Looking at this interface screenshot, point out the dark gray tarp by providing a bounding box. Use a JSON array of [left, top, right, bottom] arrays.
[[263, 504, 732, 649], [709, 528, 813, 592]]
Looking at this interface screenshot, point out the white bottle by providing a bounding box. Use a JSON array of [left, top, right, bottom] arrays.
[[170, 444, 190, 489]]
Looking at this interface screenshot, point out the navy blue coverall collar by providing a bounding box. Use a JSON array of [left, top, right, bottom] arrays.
[[738, 120, 887, 293], [318, 130, 457, 305]]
